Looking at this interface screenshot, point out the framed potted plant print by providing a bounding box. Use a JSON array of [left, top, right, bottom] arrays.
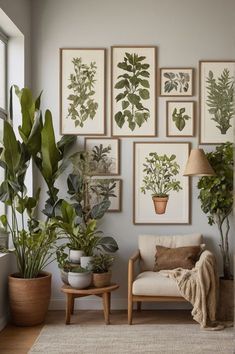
[[166, 101, 195, 137], [199, 60, 235, 144], [133, 142, 190, 224], [85, 138, 120, 175], [60, 48, 106, 135], [111, 46, 157, 137], [160, 68, 194, 96], [90, 178, 122, 212]]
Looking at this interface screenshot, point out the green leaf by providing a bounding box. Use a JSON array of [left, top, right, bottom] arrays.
[[115, 112, 125, 128], [90, 200, 111, 219], [175, 117, 185, 131], [127, 93, 140, 106], [139, 89, 150, 100], [135, 112, 146, 127], [97, 236, 119, 253], [140, 79, 150, 88], [122, 101, 129, 110], [139, 71, 150, 78], [0, 214, 7, 228], [115, 80, 127, 89], [3, 121, 21, 174]]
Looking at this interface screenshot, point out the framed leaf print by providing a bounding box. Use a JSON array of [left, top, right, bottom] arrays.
[[166, 101, 195, 137], [199, 60, 235, 144], [90, 178, 122, 212], [85, 138, 120, 175], [60, 48, 106, 135], [160, 68, 194, 96], [134, 142, 190, 224], [111, 46, 157, 137]]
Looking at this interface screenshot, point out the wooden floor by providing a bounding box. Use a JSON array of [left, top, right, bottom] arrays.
[[0, 309, 195, 354]]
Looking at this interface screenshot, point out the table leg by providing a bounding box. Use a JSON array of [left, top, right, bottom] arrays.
[[70, 295, 75, 314], [102, 292, 110, 325], [107, 292, 111, 314], [65, 294, 73, 325]]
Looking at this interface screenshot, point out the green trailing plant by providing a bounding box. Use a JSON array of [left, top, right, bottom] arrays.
[[90, 254, 114, 273], [164, 72, 190, 93], [56, 246, 71, 271], [206, 69, 234, 134], [197, 142, 233, 280], [67, 57, 98, 128], [172, 107, 191, 131], [141, 153, 182, 197], [114, 52, 150, 131]]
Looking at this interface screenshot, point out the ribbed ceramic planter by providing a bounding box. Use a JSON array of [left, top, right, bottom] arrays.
[[93, 271, 112, 288]]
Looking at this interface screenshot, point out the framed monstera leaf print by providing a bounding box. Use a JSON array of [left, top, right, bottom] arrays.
[[60, 48, 106, 135], [199, 60, 235, 144], [111, 46, 157, 137], [160, 68, 194, 96]]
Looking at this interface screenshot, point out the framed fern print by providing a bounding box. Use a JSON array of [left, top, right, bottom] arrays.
[[111, 46, 157, 137], [60, 48, 106, 135], [199, 61, 235, 144], [160, 68, 194, 96], [85, 138, 120, 175], [166, 101, 195, 137]]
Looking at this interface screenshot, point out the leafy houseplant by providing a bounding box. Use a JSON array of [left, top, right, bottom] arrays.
[[141, 153, 182, 214], [197, 142, 233, 280], [172, 107, 191, 131], [114, 52, 150, 131], [90, 254, 114, 288], [206, 69, 234, 134], [164, 72, 190, 93]]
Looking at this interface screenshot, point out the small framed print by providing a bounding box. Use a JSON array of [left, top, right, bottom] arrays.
[[85, 138, 120, 175], [160, 68, 194, 96], [199, 60, 235, 144], [166, 101, 195, 137], [60, 48, 106, 135], [91, 178, 122, 212], [111, 46, 157, 137]]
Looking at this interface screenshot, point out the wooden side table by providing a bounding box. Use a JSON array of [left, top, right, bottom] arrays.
[[61, 283, 119, 325]]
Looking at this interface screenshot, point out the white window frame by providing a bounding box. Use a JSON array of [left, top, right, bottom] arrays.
[[0, 30, 8, 121]]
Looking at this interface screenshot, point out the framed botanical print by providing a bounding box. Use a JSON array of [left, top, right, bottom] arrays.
[[60, 48, 106, 135], [90, 178, 122, 212], [160, 68, 194, 96], [111, 46, 157, 137], [199, 60, 235, 144], [85, 138, 120, 175], [134, 142, 190, 224], [166, 101, 195, 137]]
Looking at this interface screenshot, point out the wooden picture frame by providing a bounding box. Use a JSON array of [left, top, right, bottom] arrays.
[[90, 178, 122, 212], [111, 46, 157, 137], [160, 68, 194, 96], [166, 101, 195, 137], [85, 137, 120, 176], [133, 142, 190, 224], [199, 60, 235, 144], [60, 48, 106, 135]]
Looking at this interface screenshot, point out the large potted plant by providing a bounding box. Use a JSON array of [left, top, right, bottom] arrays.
[[197, 142, 233, 320], [141, 152, 182, 214]]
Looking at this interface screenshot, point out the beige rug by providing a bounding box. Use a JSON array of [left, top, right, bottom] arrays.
[[29, 323, 234, 354]]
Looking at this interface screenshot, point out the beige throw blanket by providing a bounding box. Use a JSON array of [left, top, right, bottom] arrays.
[[161, 250, 219, 328]]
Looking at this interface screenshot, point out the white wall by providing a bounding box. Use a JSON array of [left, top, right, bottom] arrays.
[[31, 0, 235, 310]]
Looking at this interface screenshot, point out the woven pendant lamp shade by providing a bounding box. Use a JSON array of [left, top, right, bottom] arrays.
[[184, 149, 215, 176]]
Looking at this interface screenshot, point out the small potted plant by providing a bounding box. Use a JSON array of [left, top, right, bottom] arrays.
[[56, 246, 71, 285], [68, 266, 92, 289], [90, 254, 114, 288], [141, 152, 182, 214]]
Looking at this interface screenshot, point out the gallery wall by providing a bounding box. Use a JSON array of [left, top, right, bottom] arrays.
[[30, 0, 235, 309]]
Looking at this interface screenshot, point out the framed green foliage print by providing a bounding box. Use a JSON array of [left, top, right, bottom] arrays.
[[199, 61, 235, 144], [166, 101, 195, 137], [160, 68, 194, 96], [90, 178, 122, 212], [111, 46, 157, 137], [60, 48, 106, 135], [134, 142, 190, 224]]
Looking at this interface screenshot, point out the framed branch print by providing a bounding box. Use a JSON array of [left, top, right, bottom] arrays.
[[85, 138, 120, 175], [60, 48, 106, 135], [90, 178, 122, 212], [166, 101, 195, 137], [111, 46, 157, 137], [134, 142, 190, 224], [160, 68, 194, 96], [199, 60, 235, 144]]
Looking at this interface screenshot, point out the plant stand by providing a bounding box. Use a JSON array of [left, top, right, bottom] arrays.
[[61, 283, 119, 325]]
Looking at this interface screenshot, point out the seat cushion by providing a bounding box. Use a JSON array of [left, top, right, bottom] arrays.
[[132, 271, 181, 297]]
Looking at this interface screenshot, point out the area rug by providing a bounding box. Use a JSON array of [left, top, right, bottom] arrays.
[[29, 323, 234, 354]]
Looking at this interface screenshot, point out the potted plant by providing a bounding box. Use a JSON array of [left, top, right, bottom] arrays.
[[197, 142, 233, 320], [56, 246, 71, 284], [68, 266, 92, 289], [141, 152, 182, 214], [90, 254, 114, 288]]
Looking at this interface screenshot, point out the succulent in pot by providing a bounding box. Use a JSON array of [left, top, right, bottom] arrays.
[[68, 266, 92, 289], [90, 254, 115, 288]]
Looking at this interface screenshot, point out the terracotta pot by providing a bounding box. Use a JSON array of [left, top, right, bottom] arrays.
[[152, 196, 169, 214], [93, 271, 112, 288], [217, 278, 234, 321], [9, 272, 51, 326]]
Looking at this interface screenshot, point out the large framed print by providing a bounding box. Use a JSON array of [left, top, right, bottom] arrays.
[[199, 60, 235, 144], [111, 46, 157, 137], [85, 138, 120, 175], [60, 48, 106, 135], [166, 101, 195, 137], [160, 68, 194, 96], [134, 142, 190, 224]]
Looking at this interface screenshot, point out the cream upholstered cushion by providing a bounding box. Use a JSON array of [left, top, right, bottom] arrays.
[[138, 234, 203, 271], [132, 271, 181, 297]]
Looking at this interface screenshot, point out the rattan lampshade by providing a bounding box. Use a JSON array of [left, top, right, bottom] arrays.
[[183, 149, 215, 176]]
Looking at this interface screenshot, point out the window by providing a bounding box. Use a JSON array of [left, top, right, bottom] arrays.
[[0, 30, 7, 127]]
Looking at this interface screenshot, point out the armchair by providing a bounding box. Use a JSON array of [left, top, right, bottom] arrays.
[[128, 233, 203, 324]]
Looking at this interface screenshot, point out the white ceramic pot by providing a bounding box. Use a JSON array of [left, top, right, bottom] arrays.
[[80, 256, 93, 270], [60, 269, 69, 285], [68, 271, 92, 289], [69, 250, 84, 264]]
